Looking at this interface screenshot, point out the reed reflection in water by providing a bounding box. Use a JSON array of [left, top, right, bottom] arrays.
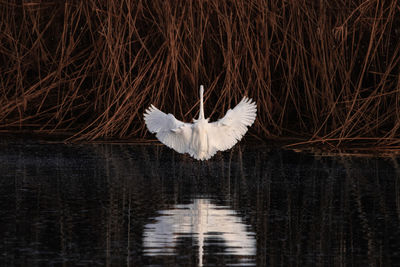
[[0, 139, 399, 266]]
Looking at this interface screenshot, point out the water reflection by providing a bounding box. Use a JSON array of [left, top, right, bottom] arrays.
[[143, 198, 256, 266], [0, 138, 399, 266]]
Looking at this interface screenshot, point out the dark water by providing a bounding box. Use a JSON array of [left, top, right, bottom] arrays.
[[0, 139, 400, 266]]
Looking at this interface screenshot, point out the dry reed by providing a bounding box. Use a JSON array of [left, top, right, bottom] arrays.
[[0, 0, 400, 148]]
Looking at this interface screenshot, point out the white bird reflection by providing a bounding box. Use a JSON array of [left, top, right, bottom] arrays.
[[143, 198, 256, 267]]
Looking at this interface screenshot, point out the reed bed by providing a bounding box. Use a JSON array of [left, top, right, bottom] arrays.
[[0, 0, 399, 147]]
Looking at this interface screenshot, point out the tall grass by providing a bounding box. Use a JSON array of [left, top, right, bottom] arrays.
[[0, 0, 399, 147]]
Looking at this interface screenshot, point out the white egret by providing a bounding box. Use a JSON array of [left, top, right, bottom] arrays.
[[144, 85, 257, 160]]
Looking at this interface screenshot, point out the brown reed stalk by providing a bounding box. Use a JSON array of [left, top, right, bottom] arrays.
[[0, 0, 399, 148]]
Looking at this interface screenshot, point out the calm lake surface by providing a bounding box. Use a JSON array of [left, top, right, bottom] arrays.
[[0, 139, 400, 266]]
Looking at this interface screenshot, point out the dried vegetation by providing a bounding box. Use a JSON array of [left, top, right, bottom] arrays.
[[0, 0, 400, 148]]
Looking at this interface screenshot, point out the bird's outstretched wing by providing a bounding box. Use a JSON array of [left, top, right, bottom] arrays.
[[144, 105, 192, 154], [208, 97, 257, 152]]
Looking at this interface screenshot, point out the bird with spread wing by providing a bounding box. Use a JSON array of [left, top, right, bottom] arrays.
[[144, 85, 257, 160]]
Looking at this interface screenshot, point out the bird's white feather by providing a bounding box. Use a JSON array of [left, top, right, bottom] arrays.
[[208, 97, 257, 152], [144, 86, 257, 160], [144, 105, 192, 154]]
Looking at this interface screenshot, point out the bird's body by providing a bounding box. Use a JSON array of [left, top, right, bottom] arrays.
[[144, 85, 257, 160]]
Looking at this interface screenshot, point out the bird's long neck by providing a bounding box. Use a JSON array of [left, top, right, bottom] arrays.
[[198, 85, 205, 120]]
